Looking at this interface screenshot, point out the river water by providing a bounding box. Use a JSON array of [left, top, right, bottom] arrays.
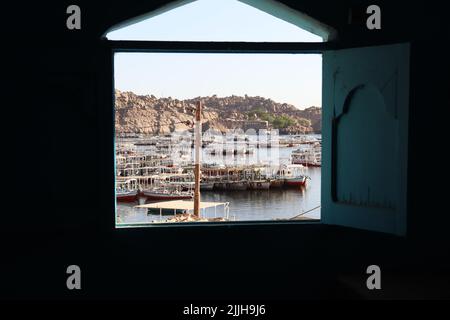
[[116, 136, 321, 224]]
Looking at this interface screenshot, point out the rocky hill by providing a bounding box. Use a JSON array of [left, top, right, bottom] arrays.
[[115, 89, 322, 135]]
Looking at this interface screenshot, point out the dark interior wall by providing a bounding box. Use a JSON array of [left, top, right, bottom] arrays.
[[3, 0, 449, 299]]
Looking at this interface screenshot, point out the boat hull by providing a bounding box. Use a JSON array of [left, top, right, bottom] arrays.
[[284, 177, 307, 187], [213, 182, 226, 190], [116, 191, 138, 202], [270, 179, 285, 188], [248, 181, 271, 190], [225, 182, 248, 191], [200, 183, 215, 191]]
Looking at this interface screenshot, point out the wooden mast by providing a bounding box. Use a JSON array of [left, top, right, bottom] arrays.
[[193, 100, 202, 217]]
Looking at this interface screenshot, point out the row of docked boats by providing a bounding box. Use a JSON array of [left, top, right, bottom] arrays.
[[115, 135, 314, 204], [116, 163, 309, 203]]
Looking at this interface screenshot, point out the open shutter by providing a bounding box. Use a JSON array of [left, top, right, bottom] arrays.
[[321, 43, 410, 235]]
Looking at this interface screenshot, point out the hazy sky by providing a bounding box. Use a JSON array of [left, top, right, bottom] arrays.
[[109, 0, 322, 109]]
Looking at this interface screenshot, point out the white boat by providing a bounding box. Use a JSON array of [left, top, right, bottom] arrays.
[[116, 178, 139, 202], [291, 142, 321, 167], [275, 164, 309, 187], [213, 180, 248, 191]]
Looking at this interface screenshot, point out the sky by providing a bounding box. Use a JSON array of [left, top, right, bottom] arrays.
[[109, 0, 322, 109]]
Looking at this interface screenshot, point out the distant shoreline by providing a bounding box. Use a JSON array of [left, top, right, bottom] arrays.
[[115, 90, 322, 135]]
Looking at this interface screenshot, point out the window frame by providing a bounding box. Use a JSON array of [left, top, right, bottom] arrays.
[[107, 39, 335, 228]]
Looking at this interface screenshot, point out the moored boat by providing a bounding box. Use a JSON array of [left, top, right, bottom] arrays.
[[284, 176, 307, 187], [116, 189, 139, 202], [141, 189, 194, 201], [291, 142, 322, 167], [116, 178, 139, 202], [269, 179, 285, 188], [274, 164, 309, 188]]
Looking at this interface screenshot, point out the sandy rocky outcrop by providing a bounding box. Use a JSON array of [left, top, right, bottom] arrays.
[[115, 89, 321, 135]]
